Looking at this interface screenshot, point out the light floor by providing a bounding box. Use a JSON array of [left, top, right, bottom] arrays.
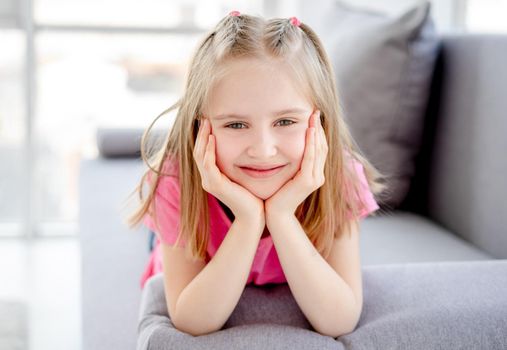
[[0, 238, 81, 350]]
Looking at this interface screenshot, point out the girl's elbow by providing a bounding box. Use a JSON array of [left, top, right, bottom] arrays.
[[173, 320, 220, 337], [172, 311, 221, 337], [317, 319, 359, 338], [316, 307, 362, 338]]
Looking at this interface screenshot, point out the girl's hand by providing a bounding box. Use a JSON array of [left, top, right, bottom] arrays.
[[265, 110, 328, 220], [193, 118, 265, 223]]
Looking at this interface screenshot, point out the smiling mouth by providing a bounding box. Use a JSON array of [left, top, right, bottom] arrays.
[[239, 165, 286, 178], [241, 166, 282, 171]]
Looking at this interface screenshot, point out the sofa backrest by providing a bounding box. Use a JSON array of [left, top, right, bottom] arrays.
[[401, 34, 507, 258]]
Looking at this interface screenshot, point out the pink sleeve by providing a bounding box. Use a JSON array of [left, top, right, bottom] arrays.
[[142, 171, 186, 246], [347, 159, 380, 220]]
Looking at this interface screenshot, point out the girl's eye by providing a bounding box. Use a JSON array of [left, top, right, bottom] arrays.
[[226, 122, 246, 129], [225, 119, 295, 129], [276, 119, 295, 126]]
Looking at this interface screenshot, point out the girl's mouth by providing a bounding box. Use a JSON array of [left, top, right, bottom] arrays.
[[239, 165, 286, 178]]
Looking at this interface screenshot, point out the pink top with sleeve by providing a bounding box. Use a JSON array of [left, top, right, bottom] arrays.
[[140, 157, 380, 289]]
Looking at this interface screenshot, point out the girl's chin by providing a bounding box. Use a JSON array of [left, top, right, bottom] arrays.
[[242, 184, 280, 201]]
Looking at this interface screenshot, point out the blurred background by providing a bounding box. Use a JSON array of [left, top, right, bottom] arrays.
[[0, 0, 506, 349]]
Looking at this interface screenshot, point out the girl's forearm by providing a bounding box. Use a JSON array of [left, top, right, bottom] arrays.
[[266, 214, 361, 337], [173, 215, 264, 336]]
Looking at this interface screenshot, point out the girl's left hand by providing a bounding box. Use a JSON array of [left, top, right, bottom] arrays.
[[264, 109, 328, 219]]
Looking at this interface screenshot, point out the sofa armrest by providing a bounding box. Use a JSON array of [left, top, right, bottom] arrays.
[[138, 260, 507, 350], [137, 275, 341, 350], [341, 260, 507, 349], [96, 127, 166, 158], [80, 157, 151, 350]]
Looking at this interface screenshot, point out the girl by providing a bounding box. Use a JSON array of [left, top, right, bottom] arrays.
[[126, 11, 387, 338]]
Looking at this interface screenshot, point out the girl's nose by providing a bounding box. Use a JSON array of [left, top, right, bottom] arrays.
[[246, 130, 278, 158]]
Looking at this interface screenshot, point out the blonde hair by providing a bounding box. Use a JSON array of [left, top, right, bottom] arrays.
[[124, 13, 388, 261]]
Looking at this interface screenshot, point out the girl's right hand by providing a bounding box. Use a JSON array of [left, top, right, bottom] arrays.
[[193, 118, 265, 224]]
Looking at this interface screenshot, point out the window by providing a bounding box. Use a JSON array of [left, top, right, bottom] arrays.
[[33, 31, 203, 227], [0, 0, 270, 237], [466, 0, 507, 33], [34, 0, 263, 28], [0, 30, 26, 237]]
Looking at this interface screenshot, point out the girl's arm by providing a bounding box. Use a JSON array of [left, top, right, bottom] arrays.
[[266, 214, 362, 338], [170, 214, 265, 336]]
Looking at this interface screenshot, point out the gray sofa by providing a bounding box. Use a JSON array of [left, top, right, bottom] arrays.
[[79, 24, 507, 350]]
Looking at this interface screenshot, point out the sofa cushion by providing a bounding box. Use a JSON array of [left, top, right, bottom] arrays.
[[359, 211, 492, 265], [138, 260, 507, 349], [305, 0, 440, 209]]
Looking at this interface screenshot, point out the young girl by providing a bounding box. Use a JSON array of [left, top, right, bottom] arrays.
[[126, 11, 387, 338]]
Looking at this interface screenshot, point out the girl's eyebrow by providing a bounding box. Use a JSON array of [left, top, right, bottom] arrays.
[[214, 108, 309, 120]]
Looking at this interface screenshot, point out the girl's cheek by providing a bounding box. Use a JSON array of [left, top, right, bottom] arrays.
[[287, 125, 307, 141], [296, 133, 308, 157], [213, 134, 235, 170], [279, 130, 306, 159], [213, 132, 230, 150], [214, 139, 228, 172]]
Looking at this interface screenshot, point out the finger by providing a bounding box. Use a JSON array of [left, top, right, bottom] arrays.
[[302, 126, 316, 179], [206, 122, 217, 168], [315, 110, 323, 148], [194, 118, 209, 162], [305, 111, 320, 178], [203, 133, 214, 170], [316, 112, 327, 181], [314, 112, 324, 178], [310, 111, 320, 178], [312, 124, 318, 179], [308, 110, 316, 128]]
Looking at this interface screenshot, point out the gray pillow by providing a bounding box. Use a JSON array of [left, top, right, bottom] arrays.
[[307, 0, 440, 209], [96, 127, 165, 158]]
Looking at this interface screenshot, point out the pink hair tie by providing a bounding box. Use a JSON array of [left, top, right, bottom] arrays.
[[229, 10, 241, 17], [289, 16, 301, 27]]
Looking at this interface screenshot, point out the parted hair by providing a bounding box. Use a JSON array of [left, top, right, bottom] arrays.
[[124, 13, 388, 261]]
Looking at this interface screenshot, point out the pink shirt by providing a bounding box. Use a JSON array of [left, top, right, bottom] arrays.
[[140, 157, 380, 289]]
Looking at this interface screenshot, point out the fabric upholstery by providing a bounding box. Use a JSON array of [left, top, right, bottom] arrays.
[[340, 260, 507, 349], [423, 35, 507, 258], [80, 158, 151, 350], [137, 274, 342, 350], [138, 260, 507, 349], [359, 210, 491, 265]]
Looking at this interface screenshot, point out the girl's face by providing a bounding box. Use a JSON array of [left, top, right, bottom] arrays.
[[205, 58, 314, 200]]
